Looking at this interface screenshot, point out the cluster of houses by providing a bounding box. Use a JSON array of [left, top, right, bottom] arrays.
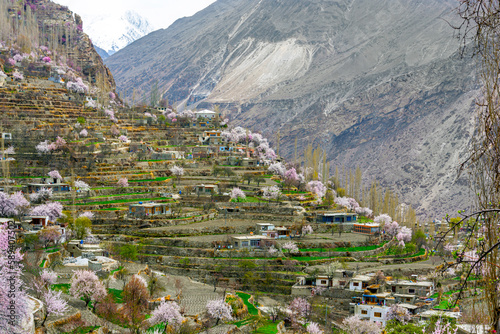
[[293, 270, 452, 327]]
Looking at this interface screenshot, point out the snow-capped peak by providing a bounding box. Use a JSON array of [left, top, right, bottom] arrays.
[[83, 10, 155, 57]]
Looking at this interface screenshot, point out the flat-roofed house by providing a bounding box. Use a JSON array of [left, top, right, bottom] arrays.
[[353, 223, 380, 235], [129, 202, 171, 217], [231, 235, 269, 249], [316, 212, 358, 224]]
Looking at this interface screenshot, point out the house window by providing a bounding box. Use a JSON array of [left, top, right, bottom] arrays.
[[321, 280, 327, 285], [250, 240, 259, 247], [361, 310, 368, 315], [409, 289, 415, 294], [406, 298, 411, 302], [374, 312, 382, 318], [242, 241, 248, 246], [353, 282, 359, 287]]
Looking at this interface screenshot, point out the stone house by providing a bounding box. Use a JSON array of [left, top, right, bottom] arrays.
[[129, 202, 172, 217], [230, 235, 269, 249], [195, 184, 218, 195]]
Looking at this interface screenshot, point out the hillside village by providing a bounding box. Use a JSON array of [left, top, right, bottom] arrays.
[[0, 1, 492, 334]]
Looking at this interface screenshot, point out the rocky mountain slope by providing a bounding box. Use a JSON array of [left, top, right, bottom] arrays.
[[105, 0, 478, 219]]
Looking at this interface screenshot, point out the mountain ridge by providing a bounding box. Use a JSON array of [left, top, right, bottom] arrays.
[[106, 0, 478, 219]]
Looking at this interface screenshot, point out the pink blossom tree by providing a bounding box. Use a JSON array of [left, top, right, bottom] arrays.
[[374, 214, 392, 225], [307, 322, 324, 334], [149, 300, 183, 333], [30, 202, 63, 222], [54, 136, 66, 149], [39, 226, 62, 248], [268, 162, 286, 177], [117, 178, 129, 188], [118, 135, 128, 142], [268, 245, 278, 255], [334, 197, 359, 210], [69, 270, 107, 308], [29, 187, 53, 204], [4, 146, 15, 155], [41, 289, 68, 326], [206, 299, 233, 325], [384, 221, 400, 237], [79, 129, 88, 137], [355, 207, 373, 217], [262, 185, 281, 202], [13, 70, 24, 80], [282, 241, 299, 254], [386, 304, 411, 324], [48, 170, 63, 181], [74, 180, 91, 192], [288, 297, 311, 324], [66, 77, 88, 94], [230, 187, 246, 202], [307, 181, 327, 201], [302, 225, 314, 236], [170, 165, 184, 184], [32, 269, 58, 298], [36, 140, 52, 153], [0, 191, 29, 217], [342, 315, 381, 334], [78, 211, 94, 220], [284, 167, 300, 190], [396, 226, 412, 247]]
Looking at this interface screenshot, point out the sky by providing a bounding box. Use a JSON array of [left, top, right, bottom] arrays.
[[52, 0, 217, 30]]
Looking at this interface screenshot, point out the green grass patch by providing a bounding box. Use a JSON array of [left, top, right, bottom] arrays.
[[39, 259, 46, 268], [61, 325, 100, 334], [45, 248, 60, 253], [231, 196, 261, 203], [129, 177, 172, 183], [300, 242, 385, 253], [233, 317, 256, 327], [254, 321, 279, 334], [108, 288, 123, 303], [435, 299, 454, 310], [72, 197, 167, 206], [110, 266, 124, 274], [236, 292, 259, 316], [51, 283, 70, 294]]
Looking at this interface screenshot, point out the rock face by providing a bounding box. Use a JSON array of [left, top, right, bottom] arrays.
[[106, 0, 478, 219]]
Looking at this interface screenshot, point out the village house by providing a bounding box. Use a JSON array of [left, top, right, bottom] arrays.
[[353, 223, 380, 235], [199, 130, 223, 145], [23, 215, 50, 230], [230, 235, 269, 249], [128, 202, 172, 217], [192, 146, 214, 159], [67, 240, 105, 257], [195, 109, 217, 119], [316, 212, 358, 224], [195, 184, 218, 195], [26, 177, 70, 193], [151, 150, 184, 160], [349, 274, 372, 291], [352, 292, 395, 326], [387, 280, 434, 297]]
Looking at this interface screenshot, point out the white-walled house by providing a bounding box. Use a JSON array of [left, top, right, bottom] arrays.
[[349, 274, 372, 291], [195, 110, 217, 119], [353, 292, 393, 326]]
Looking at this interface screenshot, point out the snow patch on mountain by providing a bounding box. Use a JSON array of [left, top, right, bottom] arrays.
[[84, 10, 154, 56]]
